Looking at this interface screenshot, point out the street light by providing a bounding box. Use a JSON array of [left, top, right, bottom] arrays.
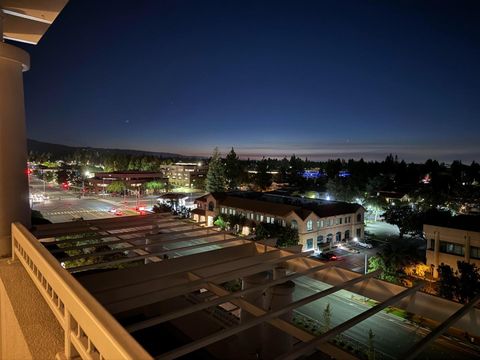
[[82, 171, 92, 198]]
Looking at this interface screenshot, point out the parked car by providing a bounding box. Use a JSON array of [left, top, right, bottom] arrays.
[[357, 241, 373, 249], [310, 252, 340, 261]]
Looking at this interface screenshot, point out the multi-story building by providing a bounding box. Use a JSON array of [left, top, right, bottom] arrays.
[[424, 217, 480, 277], [193, 192, 365, 250], [88, 171, 166, 193], [159, 162, 207, 188]]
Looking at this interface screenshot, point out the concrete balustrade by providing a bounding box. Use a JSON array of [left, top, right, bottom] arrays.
[[11, 222, 152, 360]]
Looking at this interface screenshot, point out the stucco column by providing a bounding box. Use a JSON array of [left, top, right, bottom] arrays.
[[464, 235, 470, 263], [0, 34, 31, 257], [262, 280, 295, 358], [240, 272, 269, 357], [433, 231, 440, 278]]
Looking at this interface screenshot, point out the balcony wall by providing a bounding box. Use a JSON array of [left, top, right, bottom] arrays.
[[0, 258, 63, 359]]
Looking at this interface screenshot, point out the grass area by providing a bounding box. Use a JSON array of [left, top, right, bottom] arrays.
[[385, 307, 409, 319], [363, 297, 410, 320]]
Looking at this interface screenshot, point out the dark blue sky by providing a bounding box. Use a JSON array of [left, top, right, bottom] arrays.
[[20, 0, 480, 162]]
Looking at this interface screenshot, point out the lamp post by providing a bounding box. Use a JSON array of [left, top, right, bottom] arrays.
[[82, 171, 91, 198]]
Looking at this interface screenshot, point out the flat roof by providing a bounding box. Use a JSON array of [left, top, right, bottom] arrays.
[[425, 215, 480, 233]]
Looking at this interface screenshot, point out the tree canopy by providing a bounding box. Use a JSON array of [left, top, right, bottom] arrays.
[[224, 147, 243, 190], [206, 147, 226, 192], [254, 159, 272, 190], [106, 181, 126, 193]]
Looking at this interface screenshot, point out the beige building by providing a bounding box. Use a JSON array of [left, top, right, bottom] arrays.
[[193, 193, 365, 250], [425, 222, 480, 278], [159, 162, 207, 188]]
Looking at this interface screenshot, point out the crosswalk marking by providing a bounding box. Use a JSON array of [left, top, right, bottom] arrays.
[[43, 210, 107, 215]]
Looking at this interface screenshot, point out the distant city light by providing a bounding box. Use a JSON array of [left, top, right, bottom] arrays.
[[326, 195, 331, 201], [302, 170, 325, 179]]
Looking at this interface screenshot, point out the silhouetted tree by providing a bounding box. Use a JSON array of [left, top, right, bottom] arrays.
[[383, 205, 421, 238], [206, 147, 226, 192], [437, 264, 457, 301], [254, 159, 272, 190], [456, 261, 480, 303], [224, 147, 243, 190]]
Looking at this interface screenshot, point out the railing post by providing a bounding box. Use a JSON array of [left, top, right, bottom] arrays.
[[11, 224, 16, 261], [64, 309, 77, 359]]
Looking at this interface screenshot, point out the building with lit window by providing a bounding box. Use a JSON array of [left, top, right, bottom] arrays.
[[88, 171, 166, 193], [193, 192, 365, 250], [159, 162, 207, 188], [425, 217, 480, 278]]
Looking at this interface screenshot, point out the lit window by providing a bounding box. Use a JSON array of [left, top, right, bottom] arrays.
[[306, 239, 314, 249], [440, 241, 465, 256], [306, 220, 313, 231], [291, 220, 298, 229], [471, 246, 480, 260]]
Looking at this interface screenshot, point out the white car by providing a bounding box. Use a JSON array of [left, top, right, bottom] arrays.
[[357, 241, 373, 249]]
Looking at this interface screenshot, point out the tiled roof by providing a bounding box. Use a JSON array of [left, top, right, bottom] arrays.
[[191, 208, 206, 215], [214, 193, 363, 219], [195, 192, 227, 203], [305, 202, 363, 218], [220, 196, 299, 217]]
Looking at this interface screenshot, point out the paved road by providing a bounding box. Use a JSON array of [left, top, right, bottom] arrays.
[[293, 276, 479, 360], [30, 177, 140, 223]]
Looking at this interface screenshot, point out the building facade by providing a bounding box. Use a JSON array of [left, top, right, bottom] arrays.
[[425, 223, 480, 278], [193, 193, 365, 250], [89, 171, 166, 194], [159, 162, 207, 188]]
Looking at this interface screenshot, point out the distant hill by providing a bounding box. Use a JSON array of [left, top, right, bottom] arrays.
[[27, 139, 201, 160]]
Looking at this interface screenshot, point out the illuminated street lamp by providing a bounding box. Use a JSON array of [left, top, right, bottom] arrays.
[[82, 171, 93, 197]]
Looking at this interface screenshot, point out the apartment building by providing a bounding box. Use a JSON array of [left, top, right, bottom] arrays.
[[193, 192, 365, 250], [424, 217, 480, 277], [159, 162, 207, 188]]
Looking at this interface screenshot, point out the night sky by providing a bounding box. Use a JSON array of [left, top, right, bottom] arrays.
[[19, 0, 480, 162]]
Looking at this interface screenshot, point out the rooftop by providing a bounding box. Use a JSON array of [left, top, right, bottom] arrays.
[[425, 215, 480, 233], [200, 192, 364, 219], [6, 213, 480, 359]]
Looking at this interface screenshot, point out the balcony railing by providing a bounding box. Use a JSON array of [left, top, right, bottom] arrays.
[[11, 222, 152, 360]]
